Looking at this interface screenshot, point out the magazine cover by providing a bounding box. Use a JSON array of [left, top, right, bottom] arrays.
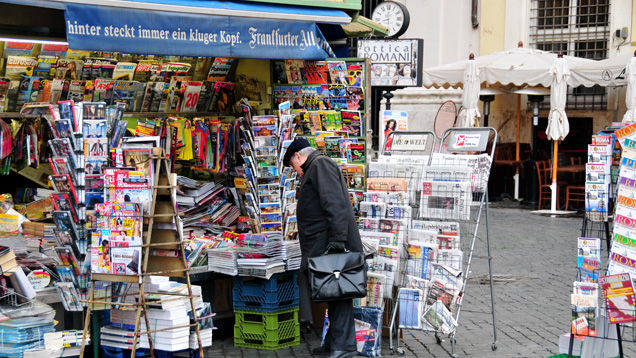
[[112, 80, 143, 111], [206, 58, 235, 82], [123, 149, 152, 179], [94, 79, 115, 103], [91, 233, 110, 274], [209, 82, 236, 112], [50, 174, 78, 202], [83, 119, 107, 138], [346, 86, 364, 111], [53, 229, 75, 247], [84, 156, 108, 175], [66, 80, 85, 102], [55, 246, 80, 275], [84, 138, 107, 156], [179, 81, 203, 112], [49, 138, 74, 158], [110, 247, 141, 275], [341, 110, 362, 137], [599, 273, 636, 324], [54, 119, 73, 139], [56, 266, 77, 286], [56, 282, 82, 312], [86, 175, 105, 210], [50, 193, 78, 220], [49, 157, 76, 182], [285, 60, 304, 84], [327, 61, 347, 85], [571, 294, 597, 336]]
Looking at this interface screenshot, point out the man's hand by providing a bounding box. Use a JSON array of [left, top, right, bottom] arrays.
[[326, 242, 346, 252]]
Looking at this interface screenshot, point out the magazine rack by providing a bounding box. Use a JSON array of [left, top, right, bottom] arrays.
[[79, 148, 204, 358], [567, 218, 628, 357], [385, 127, 499, 357]]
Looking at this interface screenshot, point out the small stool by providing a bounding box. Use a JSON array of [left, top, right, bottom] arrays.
[[565, 185, 586, 211]]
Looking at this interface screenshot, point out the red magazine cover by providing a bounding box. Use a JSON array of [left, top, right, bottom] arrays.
[[600, 273, 636, 324]]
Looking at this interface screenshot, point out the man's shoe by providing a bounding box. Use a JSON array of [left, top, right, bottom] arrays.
[[312, 346, 330, 355], [328, 350, 357, 358]]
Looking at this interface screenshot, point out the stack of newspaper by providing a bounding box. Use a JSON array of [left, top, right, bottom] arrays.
[[282, 240, 301, 270], [207, 247, 238, 275], [236, 233, 285, 279]]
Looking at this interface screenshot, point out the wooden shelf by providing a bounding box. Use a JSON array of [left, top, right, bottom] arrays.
[[123, 111, 234, 118]]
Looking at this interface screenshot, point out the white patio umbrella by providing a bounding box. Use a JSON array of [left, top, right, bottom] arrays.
[[569, 52, 632, 88], [421, 43, 594, 159], [546, 54, 570, 213], [457, 55, 480, 127], [623, 54, 636, 123]]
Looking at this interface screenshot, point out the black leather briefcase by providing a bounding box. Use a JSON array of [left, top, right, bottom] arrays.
[[308, 250, 367, 302]]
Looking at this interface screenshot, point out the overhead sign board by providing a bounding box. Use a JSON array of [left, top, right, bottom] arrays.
[[65, 4, 336, 59], [357, 39, 423, 87]]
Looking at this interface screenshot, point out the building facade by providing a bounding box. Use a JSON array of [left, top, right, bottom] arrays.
[[379, 0, 636, 158]]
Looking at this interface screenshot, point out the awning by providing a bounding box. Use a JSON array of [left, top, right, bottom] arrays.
[[6, 0, 355, 60], [341, 15, 389, 37]]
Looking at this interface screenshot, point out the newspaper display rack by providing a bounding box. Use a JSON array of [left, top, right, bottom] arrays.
[[369, 128, 498, 357], [78, 149, 204, 358]]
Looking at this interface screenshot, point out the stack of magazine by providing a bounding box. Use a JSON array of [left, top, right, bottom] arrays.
[[0, 317, 55, 357], [586, 134, 612, 221], [24, 330, 91, 357]]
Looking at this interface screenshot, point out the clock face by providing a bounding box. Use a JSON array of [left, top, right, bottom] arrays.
[[372, 1, 410, 37]]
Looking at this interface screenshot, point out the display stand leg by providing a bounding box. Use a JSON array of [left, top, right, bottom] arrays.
[[604, 221, 611, 252], [388, 289, 401, 354], [617, 325, 624, 358], [139, 276, 156, 357], [131, 284, 145, 357], [79, 285, 94, 358], [567, 332, 575, 358], [92, 311, 99, 358], [485, 192, 498, 350]]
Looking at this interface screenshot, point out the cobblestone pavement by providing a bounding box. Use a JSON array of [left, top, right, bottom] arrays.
[[208, 205, 635, 357]]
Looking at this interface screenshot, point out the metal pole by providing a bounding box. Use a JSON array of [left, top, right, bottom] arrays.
[[383, 91, 394, 110]]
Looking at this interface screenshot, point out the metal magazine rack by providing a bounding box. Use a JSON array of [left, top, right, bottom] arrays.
[[375, 127, 498, 357], [569, 218, 630, 358]]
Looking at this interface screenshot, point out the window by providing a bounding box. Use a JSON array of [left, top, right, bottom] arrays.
[[530, 0, 610, 110]]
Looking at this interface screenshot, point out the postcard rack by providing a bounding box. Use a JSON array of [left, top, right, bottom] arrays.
[[381, 127, 498, 357], [78, 148, 204, 358]]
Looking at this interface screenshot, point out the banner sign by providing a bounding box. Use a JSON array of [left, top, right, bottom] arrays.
[[357, 39, 423, 87], [65, 4, 336, 59]]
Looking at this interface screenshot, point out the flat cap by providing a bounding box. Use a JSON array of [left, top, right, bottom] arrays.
[[283, 138, 311, 167]]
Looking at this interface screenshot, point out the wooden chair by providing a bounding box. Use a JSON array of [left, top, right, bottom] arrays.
[[570, 157, 585, 184], [537, 160, 559, 210], [565, 185, 586, 211]]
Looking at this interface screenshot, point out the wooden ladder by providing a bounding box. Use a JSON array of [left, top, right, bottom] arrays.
[[79, 147, 204, 358]]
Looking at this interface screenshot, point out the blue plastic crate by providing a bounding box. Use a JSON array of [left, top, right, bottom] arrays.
[[233, 272, 299, 312]]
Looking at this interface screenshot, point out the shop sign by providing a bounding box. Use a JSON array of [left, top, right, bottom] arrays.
[[65, 4, 335, 60], [390, 133, 427, 151], [357, 39, 423, 87]]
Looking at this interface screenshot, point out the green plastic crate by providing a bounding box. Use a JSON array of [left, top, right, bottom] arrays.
[[234, 308, 300, 350]]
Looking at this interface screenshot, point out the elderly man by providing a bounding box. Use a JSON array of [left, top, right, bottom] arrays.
[[283, 138, 363, 358]]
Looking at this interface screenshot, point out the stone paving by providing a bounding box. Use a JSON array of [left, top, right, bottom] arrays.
[[207, 205, 636, 357]]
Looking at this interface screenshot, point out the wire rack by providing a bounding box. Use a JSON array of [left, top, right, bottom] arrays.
[[372, 128, 497, 356], [358, 128, 498, 357]]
